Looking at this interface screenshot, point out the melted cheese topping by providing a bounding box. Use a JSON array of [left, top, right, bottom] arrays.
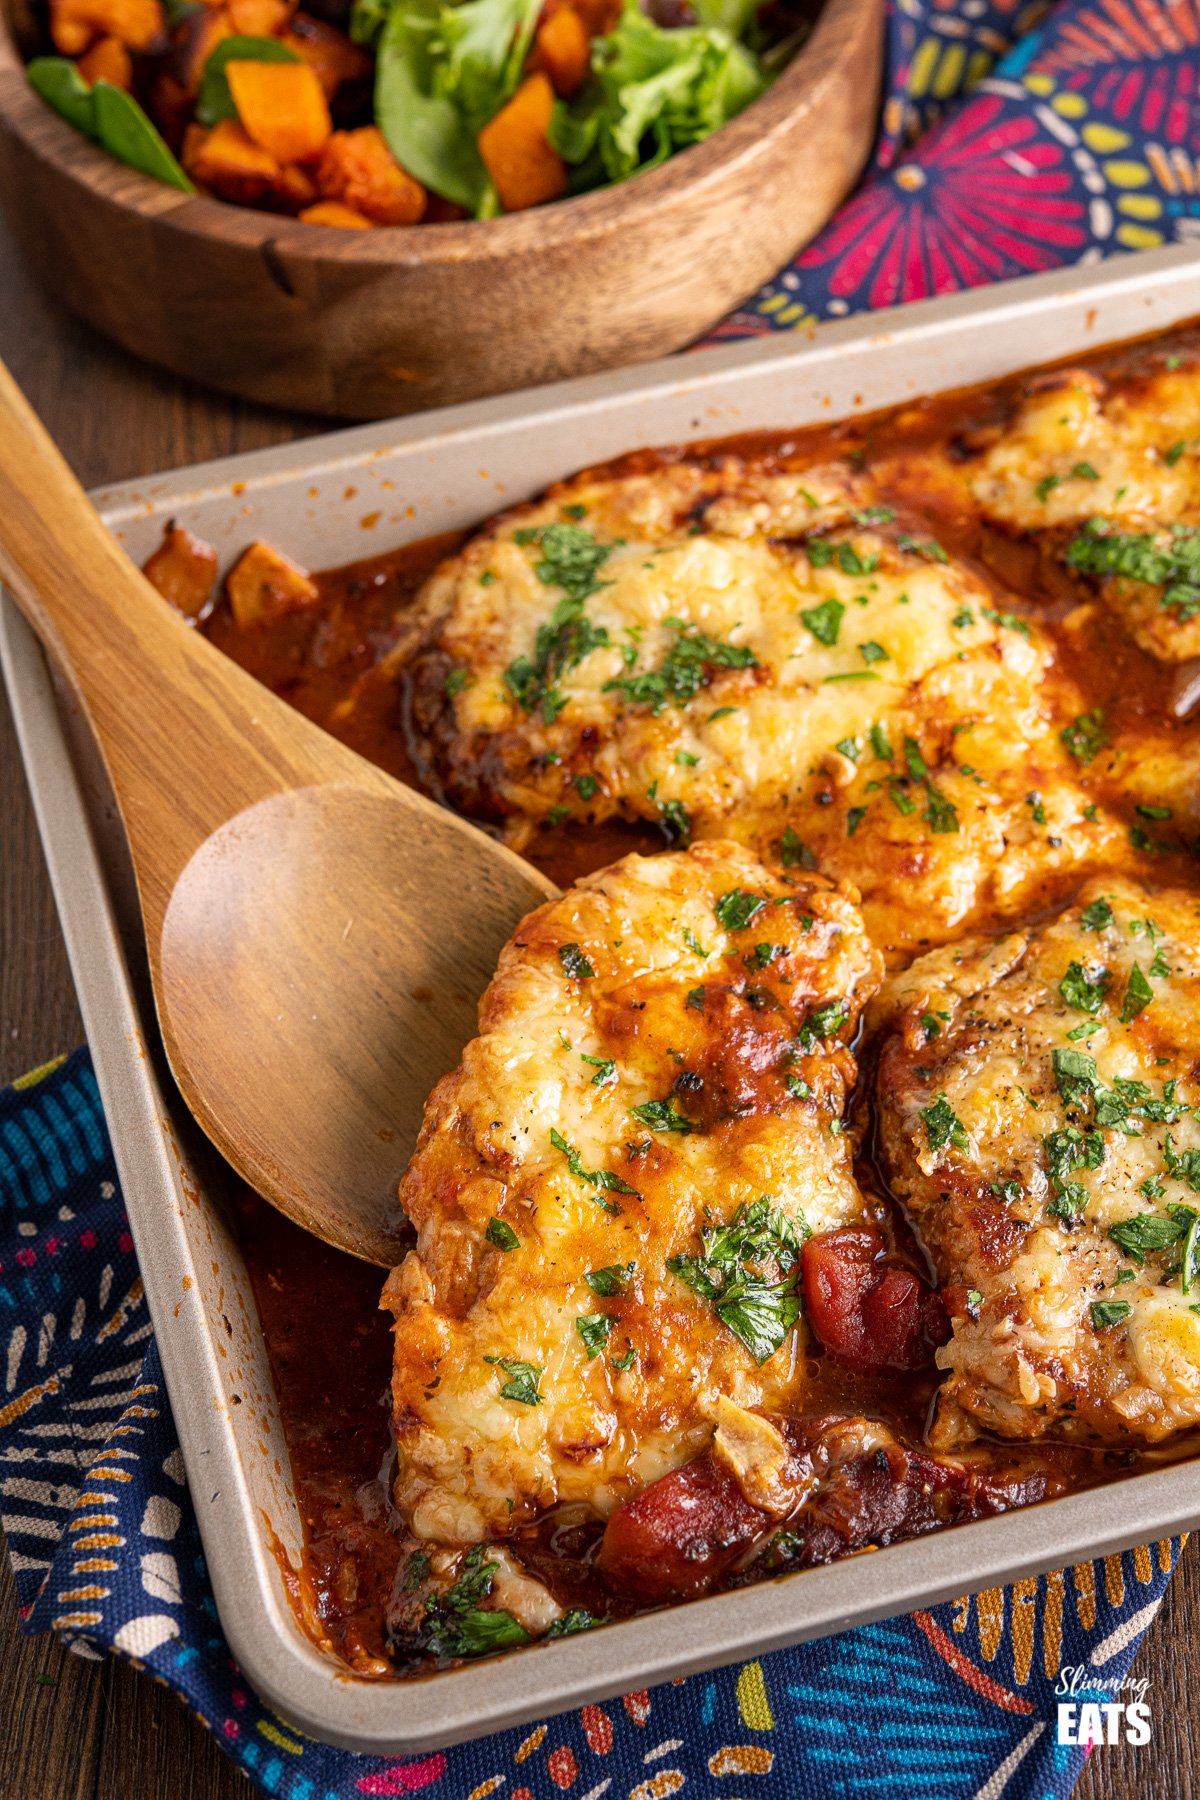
[[383, 843, 881, 1543], [970, 362, 1200, 661], [412, 460, 1118, 957], [878, 876, 1200, 1444]]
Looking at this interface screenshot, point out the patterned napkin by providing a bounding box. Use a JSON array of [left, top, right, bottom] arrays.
[[6, 2, 1200, 1790]]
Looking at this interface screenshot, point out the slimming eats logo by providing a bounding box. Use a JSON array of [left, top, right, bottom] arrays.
[[1055, 1666, 1152, 1746]]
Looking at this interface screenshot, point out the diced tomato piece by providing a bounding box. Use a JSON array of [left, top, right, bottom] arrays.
[[802, 1228, 948, 1371], [597, 1451, 766, 1601]]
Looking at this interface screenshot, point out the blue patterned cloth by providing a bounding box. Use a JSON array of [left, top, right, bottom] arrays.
[[2, 1050, 1183, 1797]]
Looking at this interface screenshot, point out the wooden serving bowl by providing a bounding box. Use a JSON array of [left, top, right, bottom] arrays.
[[0, 0, 881, 419]]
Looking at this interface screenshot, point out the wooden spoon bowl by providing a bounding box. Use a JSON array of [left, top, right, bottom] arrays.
[[0, 0, 881, 419], [0, 356, 556, 1265]]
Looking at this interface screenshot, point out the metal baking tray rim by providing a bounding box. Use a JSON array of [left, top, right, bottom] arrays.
[[6, 241, 1200, 1751]]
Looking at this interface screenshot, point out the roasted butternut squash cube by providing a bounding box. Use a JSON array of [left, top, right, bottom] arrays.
[[50, 0, 164, 53], [226, 59, 331, 165], [142, 525, 219, 621], [78, 33, 133, 88], [226, 0, 290, 31], [282, 13, 371, 99], [226, 541, 319, 628], [477, 72, 566, 212], [298, 199, 373, 227], [533, 5, 590, 97], [315, 127, 425, 225], [183, 118, 280, 206]]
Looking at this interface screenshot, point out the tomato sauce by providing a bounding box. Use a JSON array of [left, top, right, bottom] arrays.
[[176, 321, 1200, 1674]]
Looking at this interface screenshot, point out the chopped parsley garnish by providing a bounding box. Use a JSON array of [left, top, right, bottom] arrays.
[[581, 1053, 616, 1087], [715, 888, 767, 931], [778, 826, 817, 870], [1044, 1125, 1105, 1222], [559, 943, 596, 980], [504, 526, 614, 718], [921, 1094, 969, 1154], [853, 505, 896, 525], [923, 783, 960, 835], [575, 1313, 615, 1358], [686, 985, 706, 1011], [684, 927, 709, 958], [667, 1195, 808, 1365], [485, 1217, 520, 1251], [799, 597, 845, 646], [1081, 898, 1114, 932], [629, 1098, 695, 1134], [869, 722, 893, 760], [895, 533, 948, 563], [846, 805, 869, 835], [1064, 517, 1200, 620], [585, 1262, 634, 1296], [655, 797, 692, 846], [952, 607, 975, 629], [1052, 1047, 1099, 1105], [444, 667, 469, 696], [574, 772, 599, 800], [889, 782, 917, 816], [550, 1128, 639, 1203], [1164, 1132, 1200, 1192], [1109, 1212, 1187, 1263], [859, 640, 890, 665], [1095, 1078, 1184, 1129], [835, 736, 861, 761], [992, 1178, 1023, 1205], [798, 997, 849, 1050], [1119, 963, 1154, 1025], [483, 1355, 543, 1406], [748, 942, 785, 970], [784, 1073, 811, 1099], [1090, 1300, 1131, 1330], [981, 606, 1031, 638], [604, 618, 757, 713], [416, 1545, 530, 1659], [1059, 961, 1110, 1014], [1165, 440, 1187, 466], [610, 1346, 637, 1371], [1061, 709, 1109, 765], [903, 736, 927, 780]]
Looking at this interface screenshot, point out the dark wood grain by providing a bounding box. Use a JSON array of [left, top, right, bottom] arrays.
[[0, 212, 1193, 1800], [0, 0, 880, 420]]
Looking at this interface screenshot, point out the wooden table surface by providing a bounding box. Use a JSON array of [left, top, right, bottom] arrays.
[[0, 221, 1193, 1800]]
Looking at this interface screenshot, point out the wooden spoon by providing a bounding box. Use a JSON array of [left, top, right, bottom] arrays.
[[0, 359, 556, 1265]]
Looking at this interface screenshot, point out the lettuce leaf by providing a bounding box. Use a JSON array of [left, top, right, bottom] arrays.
[[550, 0, 764, 186]]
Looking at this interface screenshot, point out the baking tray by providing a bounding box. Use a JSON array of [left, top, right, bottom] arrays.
[[6, 243, 1200, 1753]]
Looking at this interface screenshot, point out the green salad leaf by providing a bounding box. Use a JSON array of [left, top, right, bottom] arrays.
[[369, 0, 540, 214], [550, 0, 764, 186], [29, 60, 194, 192], [196, 35, 302, 127]]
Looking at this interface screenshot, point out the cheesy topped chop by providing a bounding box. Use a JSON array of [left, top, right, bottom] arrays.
[[382, 843, 882, 1545], [876, 877, 1200, 1447], [411, 459, 1116, 955], [968, 355, 1200, 662]]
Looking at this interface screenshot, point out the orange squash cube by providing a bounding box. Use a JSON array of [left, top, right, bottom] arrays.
[[299, 199, 374, 228], [477, 72, 566, 212], [226, 60, 332, 165], [533, 6, 590, 98], [78, 33, 133, 88], [50, 0, 164, 53], [142, 525, 219, 621], [226, 0, 290, 31], [315, 127, 425, 225], [183, 118, 281, 205], [226, 542, 319, 628]]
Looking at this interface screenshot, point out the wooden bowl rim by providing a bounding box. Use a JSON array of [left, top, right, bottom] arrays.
[[0, 0, 875, 264]]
